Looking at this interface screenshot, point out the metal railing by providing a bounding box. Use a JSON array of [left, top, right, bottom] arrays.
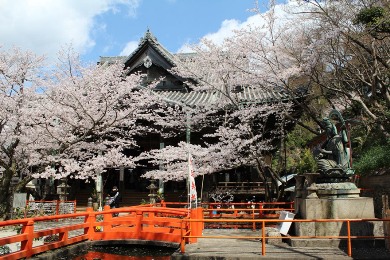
[[180, 217, 390, 257], [25, 200, 77, 217]]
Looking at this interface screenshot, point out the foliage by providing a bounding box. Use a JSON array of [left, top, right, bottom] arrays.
[[156, 190, 164, 201], [281, 123, 317, 173], [296, 148, 317, 174], [353, 140, 390, 175], [12, 207, 26, 220], [95, 214, 104, 222], [0, 245, 11, 255], [43, 234, 59, 243], [355, 6, 390, 33], [355, 6, 385, 25]]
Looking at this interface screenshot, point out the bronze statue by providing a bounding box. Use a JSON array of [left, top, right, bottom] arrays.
[[316, 110, 352, 176]]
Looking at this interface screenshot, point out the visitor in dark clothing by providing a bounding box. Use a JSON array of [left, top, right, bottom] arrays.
[[109, 186, 121, 216]]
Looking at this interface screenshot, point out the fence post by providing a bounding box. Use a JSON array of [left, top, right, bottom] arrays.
[[252, 208, 256, 231], [261, 220, 266, 256], [21, 219, 34, 258], [180, 220, 186, 253], [347, 220, 352, 257], [385, 209, 390, 250], [56, 200, 60, 215], [198, 207, 204, 232]]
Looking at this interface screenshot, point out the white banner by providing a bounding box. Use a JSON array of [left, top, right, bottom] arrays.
[[188, 154, 197, 208]]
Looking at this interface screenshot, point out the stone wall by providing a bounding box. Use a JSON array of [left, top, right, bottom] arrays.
[[358, 175, 390, 218], [359, 175, 390, 189]]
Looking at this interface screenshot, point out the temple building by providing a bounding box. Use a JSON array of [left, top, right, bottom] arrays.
[[62, 30, 302, 206]]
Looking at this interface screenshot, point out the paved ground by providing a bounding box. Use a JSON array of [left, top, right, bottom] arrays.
[[1, 220, 389, 259], [172, 229, 390, 260]]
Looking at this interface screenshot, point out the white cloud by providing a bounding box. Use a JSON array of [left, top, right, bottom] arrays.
[[177, 43, 195, 54], [0, 0, 140, 60], [175, 14, 262, 53], [176, 1, 304, 53], [203, 19, 241, 45], [119, 41, 139, 56]]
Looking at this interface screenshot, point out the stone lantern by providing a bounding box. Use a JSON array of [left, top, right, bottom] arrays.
[[56, 179, 69, 201], [146, 179, 158, 204]]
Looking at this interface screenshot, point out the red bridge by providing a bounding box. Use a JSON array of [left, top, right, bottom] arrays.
[[0, 204, 203, 260]]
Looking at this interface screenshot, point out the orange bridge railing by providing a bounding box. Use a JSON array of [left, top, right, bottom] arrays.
[[0, 205, 203, 260]]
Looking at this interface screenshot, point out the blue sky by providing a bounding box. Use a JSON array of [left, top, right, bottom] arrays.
[[93, 0, 258, 59], [0, 0, 284, 63]]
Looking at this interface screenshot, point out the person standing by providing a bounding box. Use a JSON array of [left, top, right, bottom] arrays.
[[109, 186, 121, 216]]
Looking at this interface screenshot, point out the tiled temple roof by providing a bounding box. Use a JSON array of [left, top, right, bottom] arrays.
[[99, 30, 298, 107], [158, 88, 291, 107]]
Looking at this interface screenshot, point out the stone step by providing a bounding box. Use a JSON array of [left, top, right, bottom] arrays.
[[287, 238, 385, 247]]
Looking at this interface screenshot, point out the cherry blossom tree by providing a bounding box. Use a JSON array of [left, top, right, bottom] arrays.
[[0, 47, 172, 218], [30, 48, 171, 182], [0, 46, 45, 218]]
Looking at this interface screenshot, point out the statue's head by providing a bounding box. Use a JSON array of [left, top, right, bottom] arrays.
[[322, 117, 337, 136]]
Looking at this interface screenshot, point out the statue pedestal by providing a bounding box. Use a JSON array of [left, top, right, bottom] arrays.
[[295, 196, 374, 220], [290, 174, 382, 247]]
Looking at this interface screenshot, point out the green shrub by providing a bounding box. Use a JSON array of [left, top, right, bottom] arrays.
[[296, 148, 317, 174], [0, 245, 11, 255], [354, 141, 390, 175]]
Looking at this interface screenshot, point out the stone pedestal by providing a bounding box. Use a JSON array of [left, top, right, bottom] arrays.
[[295, 197, 375, 219], [294, 173, 367, 218], [294, 180, 373, 219], [290, 173, 381, 247]]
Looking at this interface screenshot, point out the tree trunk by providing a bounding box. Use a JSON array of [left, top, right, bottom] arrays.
[[0, 168, 14, 220]]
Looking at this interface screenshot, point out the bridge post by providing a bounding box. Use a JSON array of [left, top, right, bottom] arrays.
[[21, 219, 34, 258], [85, 207, 95, 240], [189, 207, 203, 243], [135, 210, 143, 236], [103, 203, 112, 232]]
